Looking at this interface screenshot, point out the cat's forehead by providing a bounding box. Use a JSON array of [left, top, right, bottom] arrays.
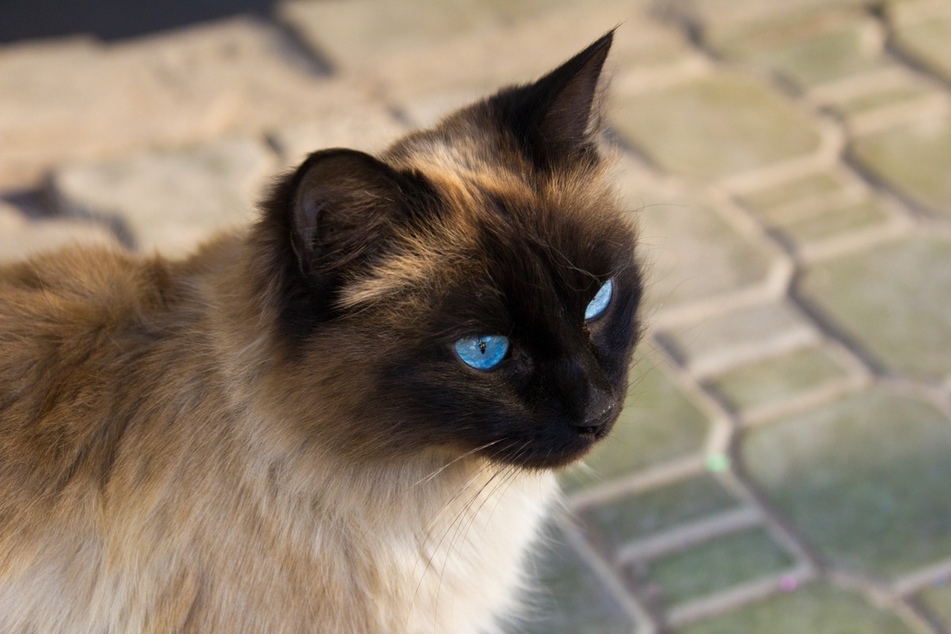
[[338, 147, 633, 316]]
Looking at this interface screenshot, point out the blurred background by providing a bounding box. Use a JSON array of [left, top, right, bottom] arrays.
[[2, 0, 951, 632]]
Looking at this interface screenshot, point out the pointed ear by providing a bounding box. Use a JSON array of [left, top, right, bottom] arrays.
[[490, 30, 614, 169], [289, 149, 407, 275]]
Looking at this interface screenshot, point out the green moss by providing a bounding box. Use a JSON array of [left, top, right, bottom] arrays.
[[637, 203, 774, 311], [851, 114, 951, 219], [722, 25, 886, 88], [581, 476, 738, 555], [743, 390, 951, 577], [738, 171, 848, 213], [676, 582, 914, 634], [612, 73, 821, 180], [775, 197, 891, 244], [799, 236, 951, 381], [706, 346, 849, 414], [639, 528, 794, 605], [519, 525, 636, 634], [893, 16, 951, 84], [917, 583, 951, 627]]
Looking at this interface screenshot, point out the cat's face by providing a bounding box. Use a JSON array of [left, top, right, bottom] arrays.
[[256, 32, 642, 470]]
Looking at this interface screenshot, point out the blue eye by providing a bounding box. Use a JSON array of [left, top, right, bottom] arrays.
[[584, 278, 614, 321], [454, 335, 509, 370]]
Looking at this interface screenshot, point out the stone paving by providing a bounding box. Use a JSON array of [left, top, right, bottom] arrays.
[[2, 1, 951, 632]]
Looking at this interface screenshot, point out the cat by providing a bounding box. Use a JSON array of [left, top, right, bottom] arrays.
[[0, 31, 642, 633]]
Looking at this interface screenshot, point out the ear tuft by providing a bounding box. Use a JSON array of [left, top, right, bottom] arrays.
[[289, 149, 405, 275], [489, 30, 615, 169]]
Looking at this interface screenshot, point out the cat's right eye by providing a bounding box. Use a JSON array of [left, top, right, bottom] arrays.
[[584, 278, 614, 321], [454, 335, 509, 371]]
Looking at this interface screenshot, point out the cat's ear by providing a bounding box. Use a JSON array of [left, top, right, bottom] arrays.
[[288, 149, 407, 275], [490, 30, 614, 169]]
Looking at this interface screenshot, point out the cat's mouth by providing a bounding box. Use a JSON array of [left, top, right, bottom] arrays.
[[479, 407, 619, 471]]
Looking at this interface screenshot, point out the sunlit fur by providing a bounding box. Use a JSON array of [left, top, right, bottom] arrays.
[[0, 33, 641, 632]]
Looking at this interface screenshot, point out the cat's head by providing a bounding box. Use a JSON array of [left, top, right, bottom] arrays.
[[254, 32, 642, 470]]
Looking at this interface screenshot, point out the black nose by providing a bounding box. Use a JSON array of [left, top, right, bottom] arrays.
[[573, 402, 616, 437]]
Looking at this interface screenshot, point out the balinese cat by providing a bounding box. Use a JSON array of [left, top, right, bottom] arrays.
[[0, 31, 642, 633]]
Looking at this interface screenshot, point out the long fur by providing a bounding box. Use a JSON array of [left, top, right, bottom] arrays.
[[0, 32, 641, 633]]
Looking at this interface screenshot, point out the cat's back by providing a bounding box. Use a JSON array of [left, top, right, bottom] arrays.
[[0, 241, 228, 508], [0, 244, 171, 412], [0, 244, 169, 334]]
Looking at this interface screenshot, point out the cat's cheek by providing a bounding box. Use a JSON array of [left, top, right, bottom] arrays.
[[504, 346, 535, 379]]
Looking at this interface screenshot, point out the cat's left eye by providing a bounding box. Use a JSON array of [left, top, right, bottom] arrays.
[[454, 335, 509, 371], [584, 278, 614, 321]]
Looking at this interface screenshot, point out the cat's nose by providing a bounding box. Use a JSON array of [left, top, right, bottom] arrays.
[[573, 392, 616, 437]]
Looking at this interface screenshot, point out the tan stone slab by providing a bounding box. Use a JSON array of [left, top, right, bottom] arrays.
[[0, 201, 121, 263], [50, 137, 274, 258], [391, 5, 694, 115], [798, 236, 951, 382], [0, 18, 372, 189], [657, 301, 820, 377], [612, 72, 823, 181], [284, 1, 695, 126], [709, 8, 890, 90], [279, 0, 495, 71], [669, 0, 868, 44], [851, 112, 951, 219], [280, 0, 672, 75], [616, 179, 779, 315], [890, 2, 951, 85], [0, 36, 162, 189], [270, 103, 407, 168]]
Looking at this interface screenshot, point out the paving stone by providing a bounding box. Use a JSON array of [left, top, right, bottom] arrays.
[[109, 18, 374, 136], [917, 583, 951, 626], [281, 0, 671, 75], [772, 196, 893, 247], [633, 199, 777, 313], [50, 137, 274, 258], [279, 0, 497, 72], [0, 202, 120, 263], [579, 476, 739, 557], [612, 72, 823, 181], [561, 358, 710, 492], [798, 236, 951, 381], [821, 74, 942, 120], [704, 345, 852, 416], [851, 113, 951, 218], [270, 104, 407, 167], [377, 4, 694, 126], [667, 0, 869, 45], [734, 169, 898, 253], [520, 523, 637, 634], [890, 1, 951, 84], [0, 37, 155, 189], [737, 169, 859, 214], [657, 301, 819, 376], [743, 389, 951, 578], [675, 581, 915, 634], [710, 8, 889, 89], [0, 18, 368, 189], [633, 528, 795, 607]]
